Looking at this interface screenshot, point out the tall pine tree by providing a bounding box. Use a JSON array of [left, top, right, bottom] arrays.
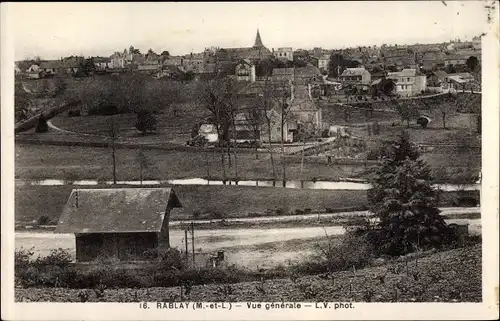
[[367, 131, 455, 255]]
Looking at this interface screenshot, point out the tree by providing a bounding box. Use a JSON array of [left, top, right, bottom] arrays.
[[35, 113, 49, 133], [367, 132, 455, 255], [393, 99, 418, 128], [161, 51, 170, 57], [277, 83, 292, 187], [79, 58, 96, 76], [196, 77, 239, 184], [137, 149, 152, 185], [445, 63, 456, 74], [328, 53, 361, 78], [129, 46, 141, 55], [466, 56, 479, 72], [436, 94, 456, 129], [108, 118, 120, 185], [135, 111, 157, 133], [259, 79, 286, 182], [244, 103, 263, 160]]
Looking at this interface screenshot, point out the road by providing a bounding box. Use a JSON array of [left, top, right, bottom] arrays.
[[15, 213, 481, 270], [167, 207, 480, 226]]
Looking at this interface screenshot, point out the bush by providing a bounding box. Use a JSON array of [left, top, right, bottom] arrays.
[[293, 231, 376, 275], [35, 114, 49, 133], [37, 215, 50, 225], [34, 248, 73, 267], [88, 103, 120, 116], [15, 247, 35, 272], [142, 248, 186, 270], [68, 109, 81, 117], [135, 111, 157, 133]]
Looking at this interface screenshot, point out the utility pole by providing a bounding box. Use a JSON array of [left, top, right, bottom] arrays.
[[184, 229, 189, 261], [191, 222, 195, 265], [205, 149, 210, 183], [110, 120, 117, 185]]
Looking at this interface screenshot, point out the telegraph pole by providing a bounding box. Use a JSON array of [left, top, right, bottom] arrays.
[[191, 222, 195, 265]]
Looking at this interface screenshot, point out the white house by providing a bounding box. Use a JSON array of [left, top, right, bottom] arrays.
[[109, 52, 126, 69], [318, 55, 330, 73], [273, 47, 294, 61], [387, 68, 427, 97], [235, 59, 256, 82], [26, 64, 41, 79], [339, 68, 371, 84]]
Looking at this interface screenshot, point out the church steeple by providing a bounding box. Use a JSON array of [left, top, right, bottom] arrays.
[[253, 29, 264, 48]]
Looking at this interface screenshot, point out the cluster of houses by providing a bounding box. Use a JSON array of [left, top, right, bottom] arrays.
[[305, 36, 481, 97]]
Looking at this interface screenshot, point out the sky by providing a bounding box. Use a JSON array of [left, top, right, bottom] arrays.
[[6, 1, 491, 61]]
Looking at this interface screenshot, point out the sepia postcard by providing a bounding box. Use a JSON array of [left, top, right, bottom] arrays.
[[1, 1, 499, 320]]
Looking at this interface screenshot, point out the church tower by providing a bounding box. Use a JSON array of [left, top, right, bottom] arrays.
[[253, 29, 264, 48]]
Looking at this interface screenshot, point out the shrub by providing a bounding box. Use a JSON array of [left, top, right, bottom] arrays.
[[87, 103, 119, 116], [143, 248, 186, 270], [15, 247, 35, 272], [68, 109, 81, 117], [35, 114, 49, 133], [34, 248, 73, 267], [135, 111, 157, 133], [37, 215, 50, 225]]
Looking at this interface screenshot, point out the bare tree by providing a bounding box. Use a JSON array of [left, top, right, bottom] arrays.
[[277, 83, 292, 187], [259, 79, 281, 182], [108, 118, 120, 185], [197, 77, 238, 184], [243, 104, 262, 160], [137, 149, 152, 185], [392, 99, 418, 128]]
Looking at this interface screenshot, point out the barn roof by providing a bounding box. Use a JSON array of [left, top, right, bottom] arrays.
[[55, 188, 182, 234]]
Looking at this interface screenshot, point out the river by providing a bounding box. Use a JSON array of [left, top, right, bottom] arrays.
[[15, 178, 480, 192]]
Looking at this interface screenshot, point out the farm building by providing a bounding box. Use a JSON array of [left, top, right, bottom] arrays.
[[55, 188, 182, 262]]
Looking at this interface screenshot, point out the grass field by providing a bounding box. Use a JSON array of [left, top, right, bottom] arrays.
[[15, 143, 370, 182], [16, 243, 481, 302], [15, 184, 479, 224], [15, 184, 367, 224]]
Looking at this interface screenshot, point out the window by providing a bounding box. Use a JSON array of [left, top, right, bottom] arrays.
[[407, 78, 410, 82]]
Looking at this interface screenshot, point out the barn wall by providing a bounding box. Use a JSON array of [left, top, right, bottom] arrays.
[[75, 232, 158, 262], [158, 207, 172, 249]]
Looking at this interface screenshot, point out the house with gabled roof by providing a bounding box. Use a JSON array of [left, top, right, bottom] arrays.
[[339, 67, 371, 85], [55, 188, 182, 262], [387, 68, 427, 97], [235, 59, 256, 82]]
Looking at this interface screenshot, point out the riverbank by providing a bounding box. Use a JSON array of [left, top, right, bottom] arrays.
[[16, 208, 481, 232]]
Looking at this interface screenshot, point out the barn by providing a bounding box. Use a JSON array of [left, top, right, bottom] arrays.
[[55, 188, 182, 262]]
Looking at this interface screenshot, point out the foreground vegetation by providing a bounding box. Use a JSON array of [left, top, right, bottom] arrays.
[[15, 239, 481, 302]]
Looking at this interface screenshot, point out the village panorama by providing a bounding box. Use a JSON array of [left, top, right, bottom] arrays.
[[14, 19, 482, 303]]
